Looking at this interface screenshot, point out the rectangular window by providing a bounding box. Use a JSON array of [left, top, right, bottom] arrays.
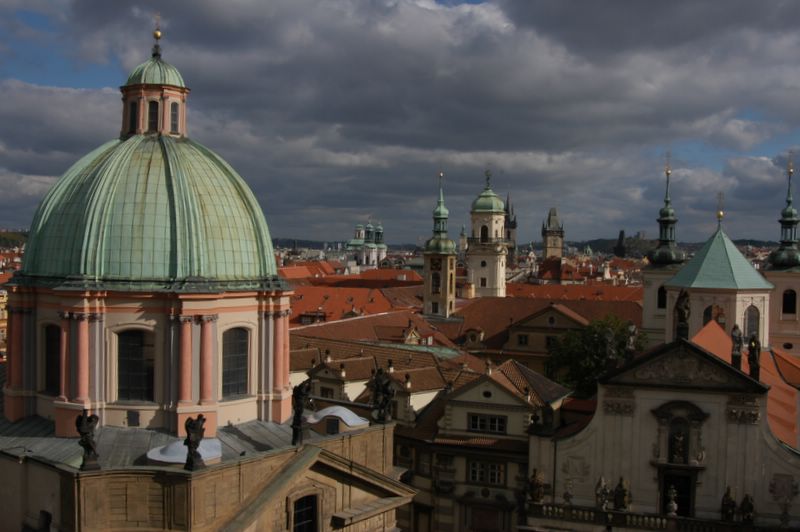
[[467, 460, 505, 485], [518, 334, 529, 346], [468, 413, 507, 434], [43, 325, 60, 395], [416, 452, 431, 476], [118, 330, 154, 402], [325, 417, 339, 435], [147, 101, 159, 132], [293, 495, 318, 532], [320, 386, 334, 399], [545, 336, 557, 350], [222, 328, 249, 398], [480, 277, 487, 287], [431, 302, 439, 314], [170, 102, 179, 133]]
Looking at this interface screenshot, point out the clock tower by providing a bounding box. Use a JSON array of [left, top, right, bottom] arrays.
[[423, 173, 457, 317]]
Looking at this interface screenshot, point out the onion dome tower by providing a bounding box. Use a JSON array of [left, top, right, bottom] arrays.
[[642, 160, 688, 346], [764, 157, 800, 355], [768, 160, 800, 270], [5, 27, 293, 436], [423, 173, 457, 317], [466, 171, 507, 297]]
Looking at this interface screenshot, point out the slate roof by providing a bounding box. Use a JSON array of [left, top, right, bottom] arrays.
[[665, 228, 773, 290]]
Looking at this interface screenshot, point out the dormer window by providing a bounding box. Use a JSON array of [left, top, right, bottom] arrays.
[[148, 101, 159, 132], [170, 102, 179, 134]]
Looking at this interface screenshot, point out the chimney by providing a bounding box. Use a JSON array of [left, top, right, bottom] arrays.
[[405, 373, 412, 390], [325, 350, 332, 363], [485, 359, 493, 376], [387, 359, 394, 373], [340, 363, 346, 379]]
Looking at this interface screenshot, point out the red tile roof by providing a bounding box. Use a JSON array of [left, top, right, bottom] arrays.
[[692, 321, 798, 448], [293, 309, 457, 347], [289, 286, 395, 327], [278, 265, 313, 280], [449, 297, 642, 349], [506, 283, 642, 302]]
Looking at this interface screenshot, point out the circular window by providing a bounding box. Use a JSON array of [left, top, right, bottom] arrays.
[[483, 390, 492, 398], [784, 343, 794, 350], [481, 260, 487, 267]]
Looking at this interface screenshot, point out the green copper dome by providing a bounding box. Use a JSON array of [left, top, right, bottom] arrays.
[[471, 185, 504, 213], [21, 135, 278, 290], [125, 51, 186, 88]]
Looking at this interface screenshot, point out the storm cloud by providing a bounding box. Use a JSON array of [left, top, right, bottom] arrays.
[[1, 0, 799, 244]]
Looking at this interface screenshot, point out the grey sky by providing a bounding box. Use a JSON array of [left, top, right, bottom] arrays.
[[1, 0, 800, 245]]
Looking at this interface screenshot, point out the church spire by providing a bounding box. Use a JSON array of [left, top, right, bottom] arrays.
[[647, 155, 686, 265], [768, 153, 800, 269]]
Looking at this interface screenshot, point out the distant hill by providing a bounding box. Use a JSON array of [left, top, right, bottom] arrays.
[[0, 231, 27, 248]]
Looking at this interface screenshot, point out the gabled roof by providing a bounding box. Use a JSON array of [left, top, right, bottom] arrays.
[[601, 332, 768, 395], [289, 286, 395, 327], [665, 228, 773, 290], [505, 282, 642, 302]]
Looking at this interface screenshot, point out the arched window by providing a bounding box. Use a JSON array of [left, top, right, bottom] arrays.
[[702, 306, 712, 325], [222, 328, 249, 398], [745, 305, 760, 339], [118, 330, 154, 402], [783, 290, 797, 315], [128, 101, 138, 133], [147, 101, 159, 132], [480, 225, 489, 243], [43, 325, 60, 396], [657, 286, 667, 309], [449, 272, 454, 292], [431, 272, 441, 294], [170, 102, 179, 133]]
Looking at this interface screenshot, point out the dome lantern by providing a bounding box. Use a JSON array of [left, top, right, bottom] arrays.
[[120, 26, 189, 138]]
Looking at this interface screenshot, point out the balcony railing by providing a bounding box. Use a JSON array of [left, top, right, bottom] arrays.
[[527, 503, 758, 531]]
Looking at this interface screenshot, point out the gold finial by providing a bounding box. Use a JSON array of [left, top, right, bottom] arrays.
[[716, 192, 725, 225], [665, 150, 672, 177], [153, 13, 162, 41], [789, 150, 794, 178]]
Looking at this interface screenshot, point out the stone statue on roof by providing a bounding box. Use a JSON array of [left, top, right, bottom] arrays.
[[292, 379, 312, 446], [747, 335, 761, 381], [76, 409, 100, 471], [183, 414, 206, 471], [721, 486, 737, 521], [370, 368, 395, 424], [675, 290, 690, 340]]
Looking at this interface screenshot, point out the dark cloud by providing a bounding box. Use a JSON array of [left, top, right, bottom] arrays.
[[0, 0, 798, 244]]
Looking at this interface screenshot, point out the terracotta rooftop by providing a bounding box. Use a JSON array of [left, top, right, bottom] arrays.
[[293, 309, 456, 347], [691, 321, 798, 448], [290, 347, 321, 372], [505, 283, 642, 302], [315, 356, 376, 381], [309, 268, 423, 289], [289, 286, 395, 327], [449, 297, 643, 349], [278, 265, 313, 280], [389, 367, 447, 393], [290, 334, 448, 372], [494, 359, 571, 406]]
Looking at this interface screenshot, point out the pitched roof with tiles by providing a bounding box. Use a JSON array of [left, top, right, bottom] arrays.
[[666, 228, 774, 290], [289, 286, 395, 327], [290, 335, 448, 373], [505, 283, 642, 302], [312, 356, 377, 381], [278, 265, 313, 280], [293, 309, 456, 347], [308, 268, 423, 289], [495, 359, 571, 406], [449, 297, 642, 349], [691, 321, 798, 448], [290, 347, 321, 372], [389, 366, 447, 393]]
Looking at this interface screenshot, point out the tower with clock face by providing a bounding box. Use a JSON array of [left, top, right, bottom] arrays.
[[423, 175, 457, 317]]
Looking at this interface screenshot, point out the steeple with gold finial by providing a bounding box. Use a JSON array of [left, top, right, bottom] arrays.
[[768, 152, 800, 269], [648, 152, 686, 265]]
